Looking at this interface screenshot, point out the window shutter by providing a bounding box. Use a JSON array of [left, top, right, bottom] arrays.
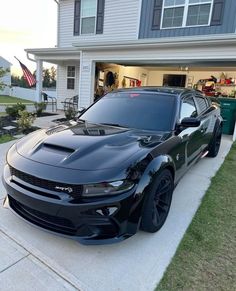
[[96, 0, 105, 34], [210, 0, 225, 26], [74, 0, 81, 35], [152, 0, 163, 30]]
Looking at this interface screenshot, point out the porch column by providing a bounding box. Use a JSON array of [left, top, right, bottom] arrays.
[[79, 52, 96, 108], [35, 59, 43, 102]]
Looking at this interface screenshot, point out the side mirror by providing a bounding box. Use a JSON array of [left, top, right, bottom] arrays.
[[181, 117, 200, 128]]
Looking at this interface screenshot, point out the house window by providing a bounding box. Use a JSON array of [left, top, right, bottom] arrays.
[[81, 0, 97, 34], [67, 66, 76, 90], [161, 0, 213, 29]]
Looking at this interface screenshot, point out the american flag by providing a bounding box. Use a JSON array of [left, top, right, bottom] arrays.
[[15, 57, 36, 87]]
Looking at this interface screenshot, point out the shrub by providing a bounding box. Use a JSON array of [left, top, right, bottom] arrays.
[[34, 102, 47, 117], [5, 103, 26, 119], [65, 107, 77, 120], [17, 110, 36, 133]]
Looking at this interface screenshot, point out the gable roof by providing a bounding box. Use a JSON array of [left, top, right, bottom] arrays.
[[0, 56, 12, 67]]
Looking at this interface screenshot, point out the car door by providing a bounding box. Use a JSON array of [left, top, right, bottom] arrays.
[[193, 94, 213, 151], [179, 94, 202, 167]]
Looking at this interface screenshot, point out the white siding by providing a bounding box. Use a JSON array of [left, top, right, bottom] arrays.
[[58, 0, 140, 47], [9, 87, 56, 102], [57, 63, 80, 109], [10, 87, 35, 101], [0, 56, 11, 95], [0, 74, 11, 95]]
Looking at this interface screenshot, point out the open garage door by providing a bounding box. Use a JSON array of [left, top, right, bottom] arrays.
[[94, 61, 236, 101]]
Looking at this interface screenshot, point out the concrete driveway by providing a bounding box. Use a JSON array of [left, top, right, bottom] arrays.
[[0, 136, 232, 291]]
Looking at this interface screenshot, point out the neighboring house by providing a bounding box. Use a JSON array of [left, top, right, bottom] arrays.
[[26, 0, 236, 108], [0, 56, 11, 95]]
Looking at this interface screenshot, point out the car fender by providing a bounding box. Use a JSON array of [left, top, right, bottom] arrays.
[[124, 154, 175, 233], [135, 154, 175, 199], [210, 116, 223, 141]]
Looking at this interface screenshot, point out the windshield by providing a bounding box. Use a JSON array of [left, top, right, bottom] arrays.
[[80, 91, 176, 131]]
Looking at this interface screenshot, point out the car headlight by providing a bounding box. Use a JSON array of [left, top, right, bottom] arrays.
[[82, 180, 134, 197]]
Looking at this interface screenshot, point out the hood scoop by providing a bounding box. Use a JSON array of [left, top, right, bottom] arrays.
[[43, 143, 75, 154], [22, 141, 77, 167]]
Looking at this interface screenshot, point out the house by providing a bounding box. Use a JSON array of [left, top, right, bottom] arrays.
[[0, 56, 12, 96], [25, 0, 236, 109]]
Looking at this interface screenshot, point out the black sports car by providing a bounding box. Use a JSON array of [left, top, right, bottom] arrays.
[[3, 87, 222, 245]]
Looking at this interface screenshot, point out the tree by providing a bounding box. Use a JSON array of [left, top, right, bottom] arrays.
[[50, 66, 57, 87], [0, 67, 10, 91], [11, 66, 57, 88], [43, 67, 57, 88], [11, 74, 29, 88], [43, 68, 51, 88]]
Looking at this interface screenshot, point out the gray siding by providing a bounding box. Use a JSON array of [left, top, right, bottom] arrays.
[[58, 0, 140, 47], [139, 0, 236, 39]]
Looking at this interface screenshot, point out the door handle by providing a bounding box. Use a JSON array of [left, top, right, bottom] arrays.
[[200, 127, 206, 133]]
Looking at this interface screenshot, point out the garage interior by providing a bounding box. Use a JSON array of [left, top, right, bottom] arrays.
[[94, 61, 236, 136]]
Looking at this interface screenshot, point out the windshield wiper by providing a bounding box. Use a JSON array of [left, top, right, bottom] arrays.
[[100, 123, 128, 128], [77, 120, 128, 128], [77, 118, 86, 123]]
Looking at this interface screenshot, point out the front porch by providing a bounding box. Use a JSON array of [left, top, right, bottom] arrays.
[[25, 47, 80, 109]]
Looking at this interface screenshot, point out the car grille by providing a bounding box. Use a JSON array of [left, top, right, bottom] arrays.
[[9, 166, 83, 198]]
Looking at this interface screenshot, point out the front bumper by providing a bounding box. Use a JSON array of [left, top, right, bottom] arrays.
[[3, 164, 143, 245]]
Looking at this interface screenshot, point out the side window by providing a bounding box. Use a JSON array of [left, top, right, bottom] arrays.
[[67, 66, 76, 90], [195, 95, 208, 114], [180, 97, 197, 120]]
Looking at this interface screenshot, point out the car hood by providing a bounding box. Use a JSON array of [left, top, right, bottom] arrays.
[[15, 122, 170, 171]]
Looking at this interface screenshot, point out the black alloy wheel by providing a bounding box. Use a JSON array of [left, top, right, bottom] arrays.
[[140, 169, 174, 233], [207, 125, 222, 157]]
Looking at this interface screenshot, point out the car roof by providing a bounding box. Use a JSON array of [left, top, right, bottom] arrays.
[[116, 86, 196, 96]]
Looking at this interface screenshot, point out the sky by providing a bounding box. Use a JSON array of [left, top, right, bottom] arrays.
[[0, 0, 58, 76]]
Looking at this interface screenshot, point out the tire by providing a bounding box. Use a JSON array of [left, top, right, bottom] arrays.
[[207, 125, 222, 158], [140, 169, 174, 233]]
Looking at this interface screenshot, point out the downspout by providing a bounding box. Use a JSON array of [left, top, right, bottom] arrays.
[[54, 0, 60, 47], [26, 52, 36, 63], [53, 0, 60, 109], [137, 0, 143, 39]]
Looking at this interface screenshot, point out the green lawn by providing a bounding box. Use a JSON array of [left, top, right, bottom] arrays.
[[0, 135, 16, 144], [156, 143, 236, 291], [0, 95, 33, 104]]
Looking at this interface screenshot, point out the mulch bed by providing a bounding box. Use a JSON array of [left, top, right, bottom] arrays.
[[0, 115, 40, 136], [0, 112, 60, 136], [0, 115, 17, 128]]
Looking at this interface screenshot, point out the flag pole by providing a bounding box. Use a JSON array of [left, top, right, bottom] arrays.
[[14, 56, 21, 63]]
